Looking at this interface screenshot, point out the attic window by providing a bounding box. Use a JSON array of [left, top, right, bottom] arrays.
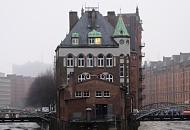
[[71, 32, 79, 45], [120, 30, 123, 34], [72, 38, 79, 45], [88, 29, 102, 45]]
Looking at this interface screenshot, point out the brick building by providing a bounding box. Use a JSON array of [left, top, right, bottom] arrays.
[[7, 74, 34, 108], [0, 74, 11, 107], [143, 53, 190, 106], [55, 7, 143, 130]]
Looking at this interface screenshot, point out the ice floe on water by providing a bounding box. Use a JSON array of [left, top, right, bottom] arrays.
[[139, 121, 190, 130], [0, 123, 40, 130]]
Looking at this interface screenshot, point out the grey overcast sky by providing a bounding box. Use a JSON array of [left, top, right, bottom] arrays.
[[0, 0, 190, 74]]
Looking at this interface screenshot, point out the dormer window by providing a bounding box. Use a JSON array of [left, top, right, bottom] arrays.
[[88, 29, 102, 45], [89, 38, 95, 44], [71, 32, 79, 45]]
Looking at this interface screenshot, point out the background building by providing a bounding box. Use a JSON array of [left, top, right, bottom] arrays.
[[0, 72, 5, 77], [55, 7, 143, 130], [143, 53, 190, 106], [0, 74, 11, 107], [12, 62, 52, 77], [7, 74, 34, 108]]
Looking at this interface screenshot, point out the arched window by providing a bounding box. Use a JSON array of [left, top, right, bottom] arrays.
[[67, 54, 74, 67], [87, 54, 93, 67], [78, 74, 85, 82], [106, 54, 113, 67], [78, 54, 85, 67], [78, 73, 91, 82], [86, 73, 91, 79], [106, 74, 113, 82], [97, 54, 104, 67], [120, 54, 125, 58], [99, 74, 106, 80]]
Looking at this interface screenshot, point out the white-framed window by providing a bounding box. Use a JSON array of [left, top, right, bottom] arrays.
[[78, 73, 91, 82], [72, 38, 79, 45], [96, 91, 102, 97], [120, 64, 124, 77], [88, 38, 101, 45], [106, 54, 113, 67], [75, 91, 82, 97], [97, 54, 104, 67], [78, 54, 85, 67], [83, 91, 90, 97], [87, 54, 93, 67], [67, 54, 74, 67], [106, 74, 113, 82], [89, 38, 95, 44], [78, 74, 85, 82], [104, 91, 111, 97]]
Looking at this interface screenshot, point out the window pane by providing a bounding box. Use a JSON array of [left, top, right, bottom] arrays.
[[95, 38, 101, 44], [96, 91, 102, 97], [75, 91, 82, 97], [120, 64, 124, 77], [104, 91, 110, 97]]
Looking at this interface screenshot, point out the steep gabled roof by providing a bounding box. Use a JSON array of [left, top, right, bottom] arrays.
[[113, 16, 130, 38], [59, 11, 118, 48]]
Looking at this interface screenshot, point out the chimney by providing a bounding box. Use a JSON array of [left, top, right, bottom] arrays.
[[69, 11, 79, 31], [107, 11, 116, 27], [91, 9, 96, 29]]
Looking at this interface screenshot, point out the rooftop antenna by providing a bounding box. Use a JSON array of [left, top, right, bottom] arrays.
[[119, 8, 122, 16]]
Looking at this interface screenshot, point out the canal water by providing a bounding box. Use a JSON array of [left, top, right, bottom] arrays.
[[0, 123, 40, 130]]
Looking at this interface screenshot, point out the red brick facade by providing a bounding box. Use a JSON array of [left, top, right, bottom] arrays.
[[143, 53, 190, 106], [106, 9, 144, 108], [55, 7, 143, 130]]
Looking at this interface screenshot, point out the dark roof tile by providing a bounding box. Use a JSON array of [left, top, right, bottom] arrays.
[[60, 11, 118, 48]]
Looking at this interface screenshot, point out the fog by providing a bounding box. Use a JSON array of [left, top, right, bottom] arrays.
[[0, 0, 190, 73]]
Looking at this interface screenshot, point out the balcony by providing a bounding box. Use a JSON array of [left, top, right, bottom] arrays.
[[140, 42, 145, 48]]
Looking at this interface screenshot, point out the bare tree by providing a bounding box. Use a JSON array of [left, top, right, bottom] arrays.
[[26, 70, 56, 107]]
